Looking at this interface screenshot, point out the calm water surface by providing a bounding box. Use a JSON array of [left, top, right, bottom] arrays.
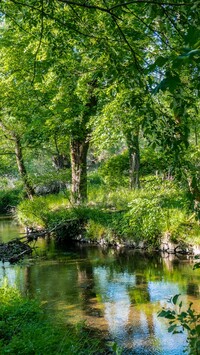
[[0, 218, 200, 354]]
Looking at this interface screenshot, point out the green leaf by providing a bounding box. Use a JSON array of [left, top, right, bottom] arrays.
[[179, 312, 187, 318], [193, 262, 200, 270], [182, 323, 191, 331], [195, 325, 200, 335], [178, 49, 200, 60], [172, 294, 180, 305], [158, 309, 168, 317], [194, 255, 200, 260], [184, 26, 200, 47], [153, 74, 181, 94], [168, 324, 177, 333], [173, 330, 183, 334], [147, 56, 168, 73]]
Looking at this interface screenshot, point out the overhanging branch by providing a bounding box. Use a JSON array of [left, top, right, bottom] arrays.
[[57, 0, 191, 12]]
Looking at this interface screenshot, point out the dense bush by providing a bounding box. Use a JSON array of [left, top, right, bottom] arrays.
[[0, 189, 21, 214], [17, 192, 71, 227], [99, 151, 129, 188], [140, 147, 171, 176]]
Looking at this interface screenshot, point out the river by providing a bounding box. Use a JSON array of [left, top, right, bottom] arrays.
[[0, 218, 200, 354]]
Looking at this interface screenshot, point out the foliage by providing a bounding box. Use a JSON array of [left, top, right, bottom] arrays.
[[16, 175, 199, 246], [0, 281, 103, 354], [140, 146, 168, 175], [123, 197, 162, 244], [17, 193, 71, 228], [0, 0, 199, 204], [0, 189, 21, 214], [158, 258, 200, 354], [99, 151, 129, 188]]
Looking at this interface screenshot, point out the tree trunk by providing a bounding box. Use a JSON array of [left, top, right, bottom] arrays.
[[14, 136, 35, 199], [52, 154, 70, 170], [52, 134, 70, 170], [70, 80, 97, 204], [188, 176, 200, 220], [70, 138, 89, 204], [127, 132, 140, 189]]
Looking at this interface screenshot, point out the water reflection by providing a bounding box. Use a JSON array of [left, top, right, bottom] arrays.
[[0, 227, 200, 353], [0, 217, 23, 243]]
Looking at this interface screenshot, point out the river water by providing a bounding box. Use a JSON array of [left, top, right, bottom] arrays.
[[0, 218, 200, 354]]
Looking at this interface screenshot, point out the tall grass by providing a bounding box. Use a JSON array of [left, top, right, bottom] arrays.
[[17, 192, 72, 228], [16, 175, 199, 245]]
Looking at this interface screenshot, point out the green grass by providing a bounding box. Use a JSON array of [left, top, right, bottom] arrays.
[[0, 280, 104, 355], [16, 175, 200, 246], [17, 192, 72, 228]]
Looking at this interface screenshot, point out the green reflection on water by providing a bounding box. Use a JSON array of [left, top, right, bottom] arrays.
[[0, 220, 200, 354], [0, 217, 23, 243]]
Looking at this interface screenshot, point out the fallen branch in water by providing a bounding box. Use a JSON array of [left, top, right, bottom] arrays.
[[12, 218, 80, 243], [0, 239, 32, 263]]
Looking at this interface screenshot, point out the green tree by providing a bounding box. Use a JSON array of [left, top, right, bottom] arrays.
[[0, 0, 199, 203]]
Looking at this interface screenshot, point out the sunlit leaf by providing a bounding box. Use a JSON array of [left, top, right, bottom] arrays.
[[172, 294, 180, 305]]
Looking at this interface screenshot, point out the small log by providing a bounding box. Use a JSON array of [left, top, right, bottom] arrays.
[[9, 249, 32, 263]]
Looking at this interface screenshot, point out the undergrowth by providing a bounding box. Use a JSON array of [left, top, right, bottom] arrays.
[[16, 176, 200, 246]]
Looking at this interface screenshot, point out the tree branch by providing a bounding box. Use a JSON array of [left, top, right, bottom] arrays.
[[109, 1, 191, 9], [112, 16, 142, 72], [57, 0, 191, 12], [32, 0, 44, 84]]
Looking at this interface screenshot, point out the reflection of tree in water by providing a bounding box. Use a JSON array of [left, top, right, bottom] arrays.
[[187, 281, 200, 297], [1, 244, 199, 354], [109, 250, 165, 351], [76, 246, 110, 317], [21, 245, 112, 319], [76, 261, 98, 315], [112, 249, 165, 282]]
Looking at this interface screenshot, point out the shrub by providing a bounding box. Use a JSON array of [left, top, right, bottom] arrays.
[[99, 151, 129, 188], [111, 197, 163, 245], [16, 175, 199, 247], [0, 189, 21, 214], [140, 147, 168, 175], [17, 192, 71, 228]]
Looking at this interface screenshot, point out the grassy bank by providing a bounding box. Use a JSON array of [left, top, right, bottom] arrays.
[[0, 281, 105, 355], [16, 175, 200, 247]]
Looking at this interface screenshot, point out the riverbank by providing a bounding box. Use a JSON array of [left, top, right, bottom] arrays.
[[15, 177, 200, 255]]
